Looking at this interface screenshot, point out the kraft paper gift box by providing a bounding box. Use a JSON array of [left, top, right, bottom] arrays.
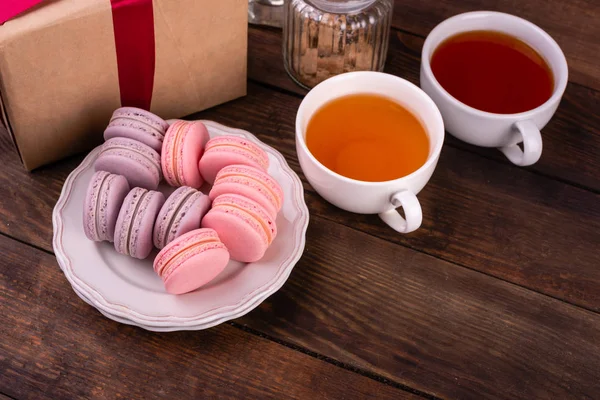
[[0, 0, 248, 170]]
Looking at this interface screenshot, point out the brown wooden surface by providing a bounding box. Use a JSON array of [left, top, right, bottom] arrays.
[[1, 84, 600, 398], [3, 84, 599, 313], [2, 1, 600, 399], [0, 236, 414, 400]]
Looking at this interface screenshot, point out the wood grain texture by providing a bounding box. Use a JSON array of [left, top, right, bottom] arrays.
[[4, 204, 600, 399], [1, 85, 599, 398], [248, 26, 600, 192], [0, 235, 415, 400], [1, 80, 599, 310], [238, 214, 600, 399], [390, 0, 600, 91]]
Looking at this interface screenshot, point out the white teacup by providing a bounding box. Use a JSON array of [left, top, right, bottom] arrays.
[[295, 72, 445, 233], [420, 11, 568, 167]]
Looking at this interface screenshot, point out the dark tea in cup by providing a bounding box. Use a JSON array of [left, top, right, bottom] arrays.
[[430, 30, 554, 114], [420, 12, 568, 167]]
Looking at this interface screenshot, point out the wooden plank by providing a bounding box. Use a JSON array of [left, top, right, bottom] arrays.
[[390, 0, 600, 91], [0, 235, 416, 400], [4, 211, 600, 399], [239, 214, 600, 399], [1, 80, 599, 310], [248, 26, 600, 193], [2, 118, 600, 396], [248, 26, 305, 95]]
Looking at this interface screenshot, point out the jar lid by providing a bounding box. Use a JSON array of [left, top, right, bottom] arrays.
[[306, 0, 378, 14]]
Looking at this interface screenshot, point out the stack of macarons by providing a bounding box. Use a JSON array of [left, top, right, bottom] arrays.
[[96, 107, 167, 190], [202, 164, 283, 262], [83, 107, 283, 295], [199, 136, 270, 184]]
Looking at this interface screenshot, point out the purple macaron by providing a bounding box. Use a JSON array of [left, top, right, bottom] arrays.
[[94, 137, 162, 190], [114, 187, 165, 259], [104, 107, 169, 152], [153, 186, 212, 249], [83, 171, 130, 242]]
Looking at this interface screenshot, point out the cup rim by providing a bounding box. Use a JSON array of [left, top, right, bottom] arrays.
[[421, 11, 569, 120], [295, 71, 445, 186]]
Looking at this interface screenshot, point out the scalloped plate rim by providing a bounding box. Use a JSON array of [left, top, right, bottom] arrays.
[[52, 120, 309, 330]]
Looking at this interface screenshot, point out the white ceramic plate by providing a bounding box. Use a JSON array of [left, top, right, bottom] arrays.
[[53, 120, 309, 331]]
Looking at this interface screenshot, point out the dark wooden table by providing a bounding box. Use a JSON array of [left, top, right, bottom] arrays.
[[2, 1, 600, 399]]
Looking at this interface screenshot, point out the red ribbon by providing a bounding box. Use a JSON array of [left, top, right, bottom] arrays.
[[0, 0, 44, 24], [2, 0, 156, 109], [110, 0, 155, 110]]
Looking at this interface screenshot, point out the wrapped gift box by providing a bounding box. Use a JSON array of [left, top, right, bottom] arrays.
[[0, 0, 248, 170]]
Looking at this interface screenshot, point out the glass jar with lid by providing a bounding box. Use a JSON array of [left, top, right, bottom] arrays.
[[283, 0, 394, 89], [249, 0, 284, 27]]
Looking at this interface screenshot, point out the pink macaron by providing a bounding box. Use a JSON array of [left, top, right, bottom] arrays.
[[153, 186, 212, 250], [209, 164, 283, 218], [83, 171, 130, 242], [104, 107, 169, 152], [154, 228, 230, 295], [114, 187, 165, 259], [198, 136, 270, 184], [161, 120, 210, 188], [201, 193, 277, 263], [95, 137, 162, 190]]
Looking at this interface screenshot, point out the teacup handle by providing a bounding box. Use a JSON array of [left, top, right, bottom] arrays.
[[378, 190, 422, 234], [499, 120, 543, 167]]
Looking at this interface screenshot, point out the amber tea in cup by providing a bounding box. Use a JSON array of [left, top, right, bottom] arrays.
[[305, 94, 430, 182], [297, 72, 445, 233], [430, 30, 554, 114]]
